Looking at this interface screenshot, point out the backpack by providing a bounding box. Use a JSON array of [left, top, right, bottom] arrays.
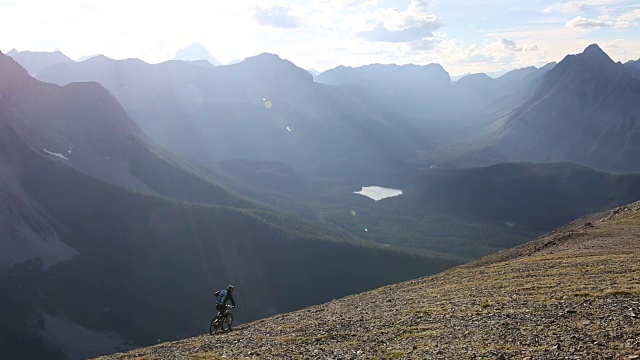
[[216, 289, 227, 305]]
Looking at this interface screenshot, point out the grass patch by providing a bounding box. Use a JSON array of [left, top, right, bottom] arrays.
[[191, 352, 223, 360], [401, 330, 439, 339], [601, 289, 634, 296], [378, 352, 405, 359]]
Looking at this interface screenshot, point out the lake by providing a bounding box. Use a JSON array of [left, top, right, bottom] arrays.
[[354, 186, 403, 201]]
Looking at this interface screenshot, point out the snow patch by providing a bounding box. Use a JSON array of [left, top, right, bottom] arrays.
[[43, 149, 69, 160]]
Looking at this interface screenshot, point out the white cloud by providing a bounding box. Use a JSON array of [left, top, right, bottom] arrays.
[[357, 0, 442, 43], [544, 1, 590, 14], [616, 9, 640, 27], [566, 15, 612, 27], [254, 4, 300, 28]]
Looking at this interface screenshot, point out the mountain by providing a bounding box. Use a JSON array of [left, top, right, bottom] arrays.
[[7, 49, 72, 75], [316, 63, 453, 117], [625, 58, 639, 69], [0, 50, 462, 359], [495, 66, 538, 84], [0, 51, 247, 207], [451, 73, 502, 111], [430, 45, 640, 170], [488, 44, 640, 171], [626, 58, 640, 78], [95, 201, 640, 359], [36, 53, 423, 170], [173, 43, 221, 66], [316, 62, 557, 144], [397, 162, 640, 231]]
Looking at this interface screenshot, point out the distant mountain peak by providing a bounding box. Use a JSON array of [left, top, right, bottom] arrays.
[[5, 49, 73, 76], [174, 43, 220, 66], [235, 53, 313, 82], [577, 43, 614, 64]]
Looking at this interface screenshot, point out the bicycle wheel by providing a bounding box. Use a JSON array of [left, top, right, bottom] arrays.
[[209, 316, 220, 335], [221, 313, 233, 332]]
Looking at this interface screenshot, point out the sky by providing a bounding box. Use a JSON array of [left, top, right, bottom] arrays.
[[1, 0, 639, 76]]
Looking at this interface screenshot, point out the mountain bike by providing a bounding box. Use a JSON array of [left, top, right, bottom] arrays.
[[209, 305, 234, 334]]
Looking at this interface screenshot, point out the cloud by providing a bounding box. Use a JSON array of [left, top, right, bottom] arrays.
[[410, 38, 440, 50], [357, 0, 443, 43], [359, 20, 441, 42], [544, 1, 590, 14], [458, 38, 540, 65], [616, 9, 640, 27], [254, 5, 300, 28], [501, 38, 521, 51], [566, 15, 612, 27]]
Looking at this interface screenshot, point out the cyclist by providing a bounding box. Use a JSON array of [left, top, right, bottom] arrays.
[[214, 285, 236, 320]]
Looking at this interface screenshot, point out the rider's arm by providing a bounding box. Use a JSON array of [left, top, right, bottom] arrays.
[[229, 293, 236, 307]]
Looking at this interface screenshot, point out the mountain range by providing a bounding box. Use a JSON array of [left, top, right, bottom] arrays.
[[6, 49, 72, 75], [35, 53, 422, 170], [0, 51, 461, 359], [430, 44, 640, 171], [3, 42, 640, 360]]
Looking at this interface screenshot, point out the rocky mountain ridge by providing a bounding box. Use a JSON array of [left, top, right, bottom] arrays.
[[97, 201, 640, 359], [489, 44, 640, 171]]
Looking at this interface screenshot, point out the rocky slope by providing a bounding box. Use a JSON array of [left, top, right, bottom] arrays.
[[97, 202, 640, 359]]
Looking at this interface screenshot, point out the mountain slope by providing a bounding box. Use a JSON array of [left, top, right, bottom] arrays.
[[1, 51, 464, 358], [490, 44, 640, 171], [7, 49, 72, 75], [1, 50, 248, 207], [96, 202, 640, 359]]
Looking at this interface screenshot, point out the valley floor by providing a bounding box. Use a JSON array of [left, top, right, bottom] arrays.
[[97, 203, 640, 360]]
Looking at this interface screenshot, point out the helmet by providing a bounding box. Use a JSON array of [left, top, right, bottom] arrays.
[[227, 285, 234, 292]]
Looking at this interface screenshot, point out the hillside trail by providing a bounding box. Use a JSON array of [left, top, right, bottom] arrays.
[[97, 202, 640, 360]]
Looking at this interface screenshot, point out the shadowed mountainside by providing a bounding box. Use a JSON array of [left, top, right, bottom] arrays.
[[95, 201, 640, 359], [0, 50, 248, 208]]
